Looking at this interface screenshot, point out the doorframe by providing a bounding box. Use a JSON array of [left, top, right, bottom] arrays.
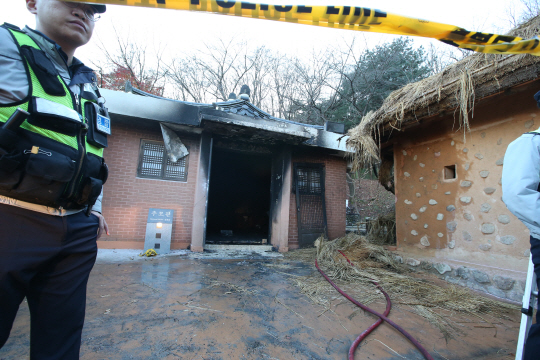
[[269, 147, 292, 252], [190, 132, 213, 252]]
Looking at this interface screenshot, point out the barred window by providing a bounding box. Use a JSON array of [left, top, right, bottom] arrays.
[[137, 140, 189, 181], [296, 167, 322, 194]]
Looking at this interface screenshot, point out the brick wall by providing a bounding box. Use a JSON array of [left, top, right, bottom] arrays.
[[101, 122, 199, 249], [288, 149, 347, 248]]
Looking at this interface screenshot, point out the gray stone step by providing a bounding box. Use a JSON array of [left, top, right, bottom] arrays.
[[204, 244, 274, 252]]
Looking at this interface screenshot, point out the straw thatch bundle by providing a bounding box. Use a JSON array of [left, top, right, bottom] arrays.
[[366, 211, 396, 245], [285, 234, 518, 339], [347, 16, 540, 169]]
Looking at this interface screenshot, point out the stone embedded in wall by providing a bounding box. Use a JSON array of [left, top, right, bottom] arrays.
[[456, 267, 470, 280], [447, 221, 457, 232], [406, 258, 421, 266], [463, 148, 469, 153], [393, 255, 404, 264], [405, 220, 408, 225], [472, 270, 491, 284], [525, 120, 535, 129], [480, 171, 490, 178], [445, 191, 451, 195], [481, 223, 496, 234], [451, 141, 455, 146], [493, 275, 515, 290], [446, 205, 456, 212], [464, 163, 470, 171], [416, 193, 421, 198], [404, 172, 411, 177], [524, 249, 531, 257], [463, 231, 473, 242], [437, 213, 444, 221], [429, 199, 437, 205], [480, 203, 491, 213], [419, 163, 425, 167], [421, 261, 433, 270], [411, 230, 419, 236], [420, 235, 430, 246], [419, 177, 424, 182], [496, 157, 504, 166], [431, 184, 438, 190], [460, 197, 472, 204], [413, 155, 418, 161], [498, 215, 511, 224], [419, 206, 427, 213], [506, 290, 523, 303], [448, 240, 456, 249], [499, 235, 516, 245], [434, 152, 441, 157], [479, 243, 492, 251], [403, 150, 408, 156], [486, 285, 507, 299], [484, 187, 496, 195], [475, 153, 484, 160], [411, 213, 418, 220], [464, 213, 473, 221], [434, 263, 452, 274], [461, 181, 472, 188], [405, 200, 413, 205], [424, 224, 429, 229], [438, 233, 444, 238]]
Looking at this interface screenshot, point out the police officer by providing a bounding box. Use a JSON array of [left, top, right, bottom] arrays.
[[0, 1, 109, 358], [502, 92, 540, 360]]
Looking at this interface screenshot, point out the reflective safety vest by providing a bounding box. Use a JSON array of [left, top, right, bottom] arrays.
[[0, 25, 108, 210]]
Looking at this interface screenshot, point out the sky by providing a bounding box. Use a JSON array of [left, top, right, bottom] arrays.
[[0, 0, 530, 71]]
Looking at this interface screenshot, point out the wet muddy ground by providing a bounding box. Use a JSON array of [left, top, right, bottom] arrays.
[[1, 252, 521, 360]]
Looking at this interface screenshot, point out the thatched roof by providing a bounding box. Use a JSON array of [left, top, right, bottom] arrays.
[[347, 16, 540, 168]]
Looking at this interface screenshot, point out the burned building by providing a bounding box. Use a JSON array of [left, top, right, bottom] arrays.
[[98, 85, 350, 252]]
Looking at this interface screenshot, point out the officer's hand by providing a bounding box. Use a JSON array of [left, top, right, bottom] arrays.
[[91, 211, 110, 240]]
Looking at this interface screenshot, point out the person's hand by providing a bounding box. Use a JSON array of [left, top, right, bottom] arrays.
[[91, 211, 109, 240]]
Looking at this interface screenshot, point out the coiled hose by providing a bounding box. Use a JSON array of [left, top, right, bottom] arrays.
[[315, 250, 434, 360]]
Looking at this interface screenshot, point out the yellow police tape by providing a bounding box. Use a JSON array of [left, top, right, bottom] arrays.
[[73, 0, 540, 56]]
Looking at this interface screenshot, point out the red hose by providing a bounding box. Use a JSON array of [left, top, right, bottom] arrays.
[[337, 251, 392, 360], [348, 281, 391, 359], [316, 251, 434, 360]]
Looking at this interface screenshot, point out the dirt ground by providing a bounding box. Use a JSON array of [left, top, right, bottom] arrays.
[[0, 252, 522, 360]]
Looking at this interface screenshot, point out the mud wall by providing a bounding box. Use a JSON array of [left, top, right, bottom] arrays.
[[392, 82, 540, 301], [288, 148, 347, 248], [100, 123, 200, 250]]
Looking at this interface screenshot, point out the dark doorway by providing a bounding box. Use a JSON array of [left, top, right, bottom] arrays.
[[206, 148, 272, 245]]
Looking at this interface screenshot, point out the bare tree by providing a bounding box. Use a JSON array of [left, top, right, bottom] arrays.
[[168, 39, 267, 104], [521, 0, 540, 21], [506, 0, 540, 28], [92, 26, 166, 96]]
